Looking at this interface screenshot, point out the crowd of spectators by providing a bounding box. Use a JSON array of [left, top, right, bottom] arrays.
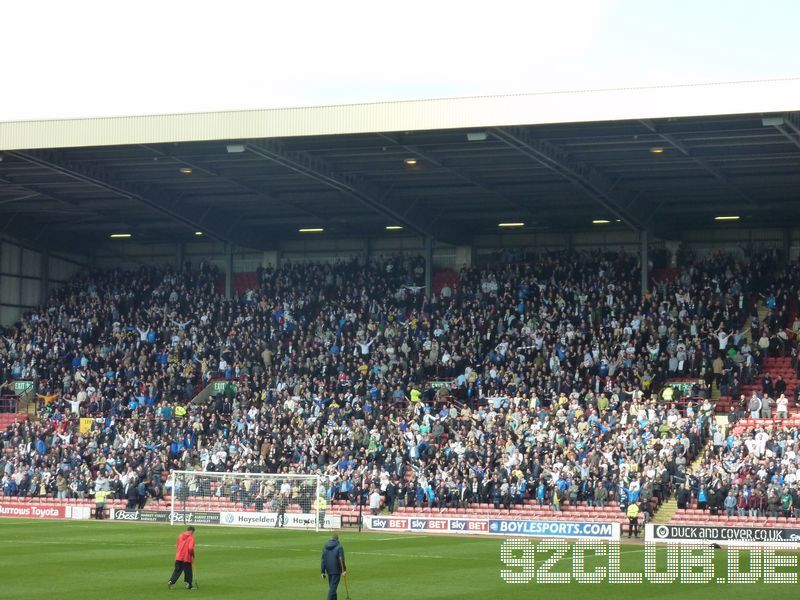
[[673, 255, 800, 520], [678, 422, 800, 518], [0, 246, 795, 522]]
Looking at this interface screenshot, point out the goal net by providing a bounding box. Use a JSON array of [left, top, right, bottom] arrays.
[[170, 471, 336, 531]]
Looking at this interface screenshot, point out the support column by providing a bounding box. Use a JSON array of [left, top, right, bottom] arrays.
[[40, 246, 50, 307], [665, 240, 681, 267], [262, 250, 279, 269], [17, 241, 23, 310], [225, 243, 234, 300], [455, 245, 473, 269], [783, 228, 792, 264], [176, 243, 185, 271], [424, 236, 433, 297], [640, 230, 649, 299]]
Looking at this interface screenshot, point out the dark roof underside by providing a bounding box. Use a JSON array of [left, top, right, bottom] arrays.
[[1, 111, 799, 251]]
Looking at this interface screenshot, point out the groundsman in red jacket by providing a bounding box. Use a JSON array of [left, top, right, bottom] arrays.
[[168, 526, 196, 589]]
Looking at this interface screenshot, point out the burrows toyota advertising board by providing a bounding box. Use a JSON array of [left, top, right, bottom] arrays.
[[0, 503, 67, 520]]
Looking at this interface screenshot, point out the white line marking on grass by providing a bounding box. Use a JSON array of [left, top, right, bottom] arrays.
[[349, 551, 460, 560], [374, 536, 430, 541], [0, 538, 287, 551], [0, 539, 492, 562], [0, 535, 645, 567], [0, 538, 325, 554], [0, 522, 135, 529], [521, 546, 643, 570], [0, 521, 104, 526], [345, 547, 642, 564], [0, 538, 166, 547]]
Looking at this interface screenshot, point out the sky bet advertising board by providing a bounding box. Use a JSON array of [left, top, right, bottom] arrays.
[[363, 516, 620, 540]]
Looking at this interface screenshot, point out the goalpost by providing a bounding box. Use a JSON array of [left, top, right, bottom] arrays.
[[170, 471, 330, 531]]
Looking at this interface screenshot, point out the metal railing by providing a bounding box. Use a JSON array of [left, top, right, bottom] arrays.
[[0, 395, 19, 413]]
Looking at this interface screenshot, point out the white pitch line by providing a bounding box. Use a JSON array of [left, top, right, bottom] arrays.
[[349, 550, 459, 560], [0, 535, 645, 565]]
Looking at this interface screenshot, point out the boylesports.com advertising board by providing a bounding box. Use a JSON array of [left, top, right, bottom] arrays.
[[363, 516, 621, 540]]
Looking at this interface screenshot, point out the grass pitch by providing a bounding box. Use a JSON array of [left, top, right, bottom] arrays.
[[0, 519, 798, 599]]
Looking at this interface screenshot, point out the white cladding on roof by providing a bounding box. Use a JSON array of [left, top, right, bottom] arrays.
[[1, 78, 800, 151]]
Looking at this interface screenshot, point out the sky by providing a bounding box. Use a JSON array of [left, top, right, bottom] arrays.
[[2, 0, 799, 122]]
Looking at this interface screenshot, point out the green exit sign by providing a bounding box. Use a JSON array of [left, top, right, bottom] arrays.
[[13, 381, 33, 393], [429, 381, 452, 390], [212, 381, 237, 393]]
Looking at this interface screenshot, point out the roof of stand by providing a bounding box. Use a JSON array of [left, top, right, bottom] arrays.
[[1, 81, 799, 250]]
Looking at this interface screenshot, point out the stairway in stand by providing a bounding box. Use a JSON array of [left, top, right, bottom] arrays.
[[716, 302, 798, 414], [650, 438, 711, 524], [688, 439, 712, 472], [756, 302, 770, 331], [651, 498, 678, 524], [711, 379, 721, 404], [711, 303, 757, 408]]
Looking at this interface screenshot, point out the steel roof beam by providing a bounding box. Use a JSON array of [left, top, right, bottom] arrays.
[[491, 127, 649, 231], [244, 140, 464, 245], [6, 150, 271, 250], [639, 119, 758, 207], [376, 133, 547, 227], [140, 145, 331, 224], [775, 113, 800, 151], [0, 211, 88, 251], [0, 174, 124, 224]]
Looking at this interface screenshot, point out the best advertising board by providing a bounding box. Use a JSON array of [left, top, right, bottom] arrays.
[[111, 509, 220, 525], [219, 511, 341, 529], [646, 523, 800, 548], [364, 516, 620, 540]]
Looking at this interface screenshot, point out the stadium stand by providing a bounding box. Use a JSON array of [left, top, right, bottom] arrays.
[[1, 248, 798, 533]]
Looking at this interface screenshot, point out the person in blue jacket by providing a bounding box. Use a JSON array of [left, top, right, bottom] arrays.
[[536, 480, 546, 507], [321, 534, 347, 600]]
